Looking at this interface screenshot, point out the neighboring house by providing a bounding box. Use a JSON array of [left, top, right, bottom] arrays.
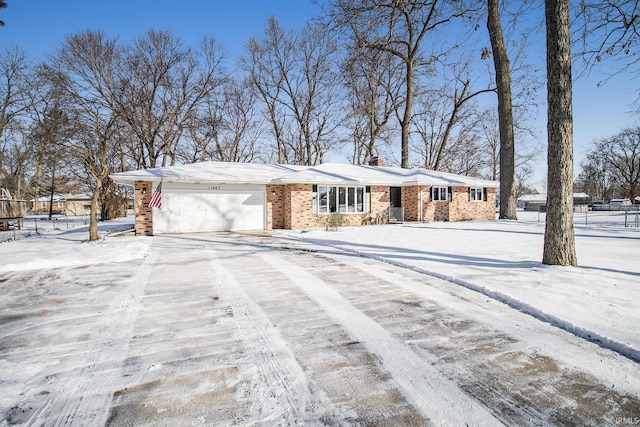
[[64, 194, 93, 216], [64, 194, 135, 217], [517, 193, 590, 212], [110, 161, 499, 236], [30, 194, 135, 217], [30, 195, 67, 214], [610, 198, 632, 206]]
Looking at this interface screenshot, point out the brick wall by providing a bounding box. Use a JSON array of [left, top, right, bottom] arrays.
[[135, 181, 153, 236], [133, 181, 495, 236], [420, 186, 496, 222], [266, 184, 285, 230], [280, 184, 393, 229], [370, 186, 389, 221], [449, 186, 496, 221]]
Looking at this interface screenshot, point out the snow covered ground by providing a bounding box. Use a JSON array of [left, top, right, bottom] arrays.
[[285, 210, 640, 364], [0, 211, 639, 426]]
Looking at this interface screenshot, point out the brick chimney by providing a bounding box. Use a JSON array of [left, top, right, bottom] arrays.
[[368, 156, 384, 167]]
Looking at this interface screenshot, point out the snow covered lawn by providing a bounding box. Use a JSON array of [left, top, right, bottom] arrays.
[[1, 213, 639, 426]]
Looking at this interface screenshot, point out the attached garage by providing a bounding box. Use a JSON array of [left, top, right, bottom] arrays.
[[110, 161, 499, 236], [153, 183, 266, 233]]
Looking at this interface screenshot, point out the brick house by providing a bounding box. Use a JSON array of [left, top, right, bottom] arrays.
[[110, 161, 498, 236]]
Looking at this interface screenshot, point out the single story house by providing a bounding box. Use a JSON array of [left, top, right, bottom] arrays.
[[517, 193, 590, 212], [30, 195, 67, 215], [64, 193, 135, 217], [110, 161, 498, 236]]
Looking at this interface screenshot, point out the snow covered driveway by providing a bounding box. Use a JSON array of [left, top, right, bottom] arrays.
[[2, 229, 640, 426]]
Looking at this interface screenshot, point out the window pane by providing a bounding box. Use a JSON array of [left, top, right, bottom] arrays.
[[319, 186, 328, 213], [440, 188, 447, 201], [356, 187, 364, 212], [329, 187, 337, 213], [347, 187, 355, 212], [338, 187, 346, 213]]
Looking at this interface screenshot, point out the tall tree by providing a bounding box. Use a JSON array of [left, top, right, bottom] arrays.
[[487, 0, 517, 219], [543, 0, 577, 266], [0, 46, 33, 142], [242, 18, 342, 166], [576, 149, 614, 200], [412, 54, 494, 172], [330, 0, 470, 168], [241, 25, 288, 163], [0, 46, 37, 197], [48, 30, 123, 240], [116, 30, 226, 168], [342, 46, 399, 165], [574, 0, 640, 81], [591, 127, 640, 200], [180, 78, 264, 163]]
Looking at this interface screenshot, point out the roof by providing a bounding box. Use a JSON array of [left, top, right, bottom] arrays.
[[110, 161, 499, 188], [518, 193, 590, 203]]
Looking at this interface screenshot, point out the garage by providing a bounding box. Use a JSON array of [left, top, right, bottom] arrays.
[[153, 182, 266, 234]]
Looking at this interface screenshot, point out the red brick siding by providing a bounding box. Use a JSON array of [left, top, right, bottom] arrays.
[[266, 184, 285, 230], [422, 186, 496, 222]]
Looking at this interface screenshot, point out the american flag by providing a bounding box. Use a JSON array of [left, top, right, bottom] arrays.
[[148, 182, 162, 209]]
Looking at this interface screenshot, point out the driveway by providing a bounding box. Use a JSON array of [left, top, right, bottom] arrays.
[[2, 232, 639, 426]]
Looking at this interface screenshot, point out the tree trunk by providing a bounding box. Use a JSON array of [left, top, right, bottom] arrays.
[[543, 0, 577, 266], [89, 178, 101, 241], [487, 0, 517, 220], [401, 61, 414, 169]]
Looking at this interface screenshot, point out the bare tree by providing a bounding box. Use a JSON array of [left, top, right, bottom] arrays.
[[411, 51, 494, 172], [341, 41, 401, 165], [241, 21, 289, 163], [543, 0, 577, 267], [487, 0, 518, 219], [242, 18, 342, 166], [116, 30, 226, 168], [0, 52, 36, 199], [330, 0, 474, 168], [576, 149, 614, 200], [592, 127, 640, 200], [574, 0, 640, 81], [47, 30, 124, 240], [29, 102, 74, 220], [0, 46, 34, 180], [180, 78, 264, 163]]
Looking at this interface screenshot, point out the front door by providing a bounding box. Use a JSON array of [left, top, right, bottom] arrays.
[[389, 187, 403, 222]]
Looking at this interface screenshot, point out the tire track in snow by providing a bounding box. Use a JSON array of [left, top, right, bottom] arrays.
[[269, 236, 640, 425], [22, 244, 156, 427], [259, 247, 500, 426], [295, 235, 640, 364], [206, 246, 329, 424]]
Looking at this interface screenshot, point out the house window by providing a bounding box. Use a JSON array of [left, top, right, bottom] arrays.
[[40, 201, 46, 208], [431, 187, 451, 202], [56, 201, 64, 208], [469, 187, 487, 202], [317, 186, 368, 214]]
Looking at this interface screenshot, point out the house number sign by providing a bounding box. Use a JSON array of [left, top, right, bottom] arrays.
[[207, 186, 221, 191]]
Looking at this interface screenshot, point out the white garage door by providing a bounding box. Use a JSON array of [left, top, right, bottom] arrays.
[[153, 183, 266, 233]]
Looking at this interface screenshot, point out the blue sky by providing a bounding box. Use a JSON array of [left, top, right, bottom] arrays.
[[1, 0, 638, 189]]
